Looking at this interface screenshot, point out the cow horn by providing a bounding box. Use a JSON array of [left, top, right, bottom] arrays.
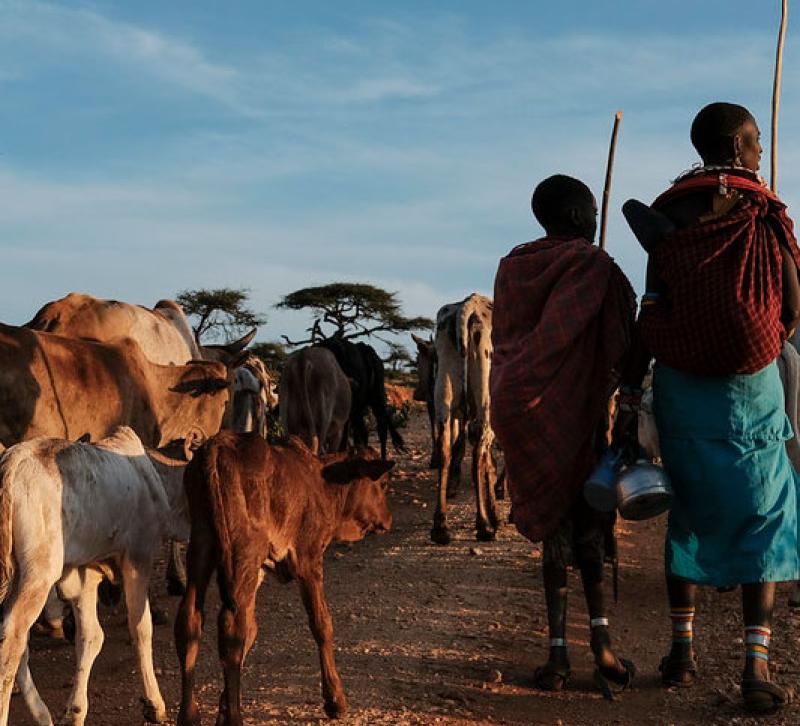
[[222, 328, 257, 355]]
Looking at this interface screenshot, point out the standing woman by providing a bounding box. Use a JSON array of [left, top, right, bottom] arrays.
[[627, 102, 800, 712]]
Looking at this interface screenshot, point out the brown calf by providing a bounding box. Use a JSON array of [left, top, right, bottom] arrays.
[[175, 432, 393, 725]]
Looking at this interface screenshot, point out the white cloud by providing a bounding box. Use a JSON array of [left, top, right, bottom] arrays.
[[2, 1, 255, 116]]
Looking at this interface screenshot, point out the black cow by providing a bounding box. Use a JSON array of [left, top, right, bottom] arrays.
[[317, 338, 405, 460]]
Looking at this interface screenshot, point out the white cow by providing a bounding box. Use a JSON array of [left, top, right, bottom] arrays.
[[430, 293, 499, 544], [0, 427, 194, 726]]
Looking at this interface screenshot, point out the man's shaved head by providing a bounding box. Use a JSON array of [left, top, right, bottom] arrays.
[[690, 102, 755, 165], [531, 175, 597, 241]]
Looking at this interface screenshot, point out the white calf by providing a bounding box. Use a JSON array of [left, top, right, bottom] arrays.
[[0, 426, 191, 726]]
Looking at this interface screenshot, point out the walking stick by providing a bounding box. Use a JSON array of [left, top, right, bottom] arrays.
[[771, 0, 789, 192], [599, 111, 623, 250]]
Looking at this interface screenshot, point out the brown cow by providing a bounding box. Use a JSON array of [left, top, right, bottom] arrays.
[[0, 322, 232, 449], [25, 292, 255, 366], [279, 346, 351, 454], [175, 433, 393, 725]]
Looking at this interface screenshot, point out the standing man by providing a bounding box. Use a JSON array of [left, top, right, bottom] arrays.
[[491, 174, 637, 695], [631, 102, 800, 713]]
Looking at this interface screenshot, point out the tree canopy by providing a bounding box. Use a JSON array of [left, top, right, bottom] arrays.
[[176, 287, 266, 343], [276, 282, 433, 345], [383, 341, 414, 372], [248, 340, 289, 373]]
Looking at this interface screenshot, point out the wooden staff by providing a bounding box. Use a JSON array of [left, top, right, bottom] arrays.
[[599, 110, 623, 250], [771, 0, 789, 192]]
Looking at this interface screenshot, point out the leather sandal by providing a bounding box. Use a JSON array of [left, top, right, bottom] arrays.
[[742, 678, 795, 714], [659, 653, 697, 688], [532, 662, 572, 692], [594, 657, 636, 700]]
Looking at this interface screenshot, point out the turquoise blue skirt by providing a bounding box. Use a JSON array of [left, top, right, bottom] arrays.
[[654, 361, 800, 586]]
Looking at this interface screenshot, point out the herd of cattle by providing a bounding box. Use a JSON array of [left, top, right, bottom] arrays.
[[8, 288, 800, 724], [0, 290, 506, 726]]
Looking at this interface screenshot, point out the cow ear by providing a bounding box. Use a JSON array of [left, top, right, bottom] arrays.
[[359, 459, 395, 480], [411, 334, 425, 349], [321, 458, 394, 485]]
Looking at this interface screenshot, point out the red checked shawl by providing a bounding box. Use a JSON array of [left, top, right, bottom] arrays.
[[490, 237, 636, 543], [642, 173, 800, 375]]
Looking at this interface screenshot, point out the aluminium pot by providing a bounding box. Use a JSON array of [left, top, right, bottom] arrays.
[[616, 459, 673, 521]]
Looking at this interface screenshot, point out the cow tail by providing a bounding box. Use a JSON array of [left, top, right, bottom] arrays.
[[0, 448, 17, 604], [456, 295, 477, 358], [202, 442, 238, 612], [303, 358, 320, 454]]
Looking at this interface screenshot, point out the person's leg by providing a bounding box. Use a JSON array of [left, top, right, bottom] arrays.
[[661, 575, 698, 686], [739, 581, 795, 711], [535, 527, 571, 690], [741, 582, 774, 682], [575, 509, 634, 688]]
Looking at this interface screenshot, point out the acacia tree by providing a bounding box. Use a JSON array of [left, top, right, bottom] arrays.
[[248, 341, 289, 373], [176, 287, 266, 343], [276, 282, 433, 346], [384, 341, 414, 372]]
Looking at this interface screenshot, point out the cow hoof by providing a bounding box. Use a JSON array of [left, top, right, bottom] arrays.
[[167, 577, 187, 597], [476, 528, 496, 542], [150, 604, 171, 626], [31, 620, 65, 641], [430, 526, 452, 545], [141, 697, 168, 723], [58, 706, 85, 726], [324, 696, 348, 719], [176, 705, 201, 726]]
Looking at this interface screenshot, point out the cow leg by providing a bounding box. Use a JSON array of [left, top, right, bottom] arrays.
[[216, 567, 260, 726], [35, 587, 65, 640], [375, 407, 389, 461], [121, 558, 167, 723], [167, 540, 187, 596], [296, 565, 347, 719], [241, 570, 264, 666], [60, 567, 105, 726], [447, 419, 465, 498], [431, 419, 452, 545], [352, 414, 369, 450], [427, 400, 440, 469], [176, 534, 217, 726], [0, 574, 54, 726], [482, 435, 500, 531], [473, 433, 497, 541], [15, 645, 53, 726]]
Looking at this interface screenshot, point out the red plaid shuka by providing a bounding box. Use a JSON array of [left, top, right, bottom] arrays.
[[641, 172, 800, 375], [490, 237, 636, 543]]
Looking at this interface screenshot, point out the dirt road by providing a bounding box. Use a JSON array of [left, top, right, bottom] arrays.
[[12, 409, 800, 725]]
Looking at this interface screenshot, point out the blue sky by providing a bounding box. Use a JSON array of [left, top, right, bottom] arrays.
[[2, 1, 799, 348]]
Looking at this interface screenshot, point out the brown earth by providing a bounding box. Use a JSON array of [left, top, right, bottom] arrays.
[[12, 408, 800, 725]]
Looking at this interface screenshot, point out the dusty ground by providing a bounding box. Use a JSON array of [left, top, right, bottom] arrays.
[[12, 408, 800, 725]]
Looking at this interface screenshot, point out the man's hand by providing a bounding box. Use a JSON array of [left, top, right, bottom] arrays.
[[612, 386, 642, 449]]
